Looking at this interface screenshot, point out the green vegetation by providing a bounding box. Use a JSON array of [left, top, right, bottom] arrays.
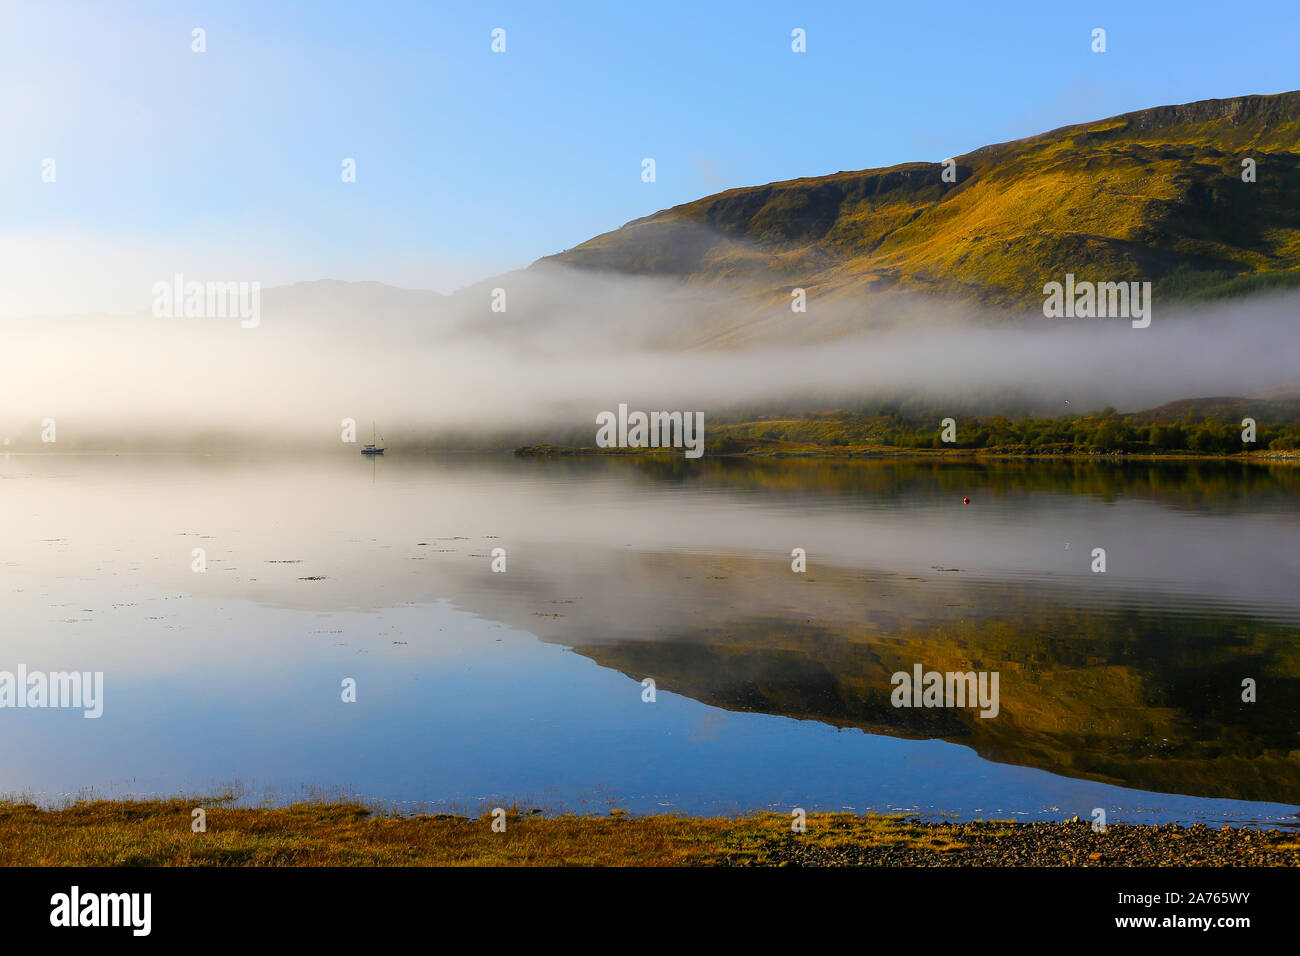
[[710, 408, 1300, 456], [1155, 263, 1300, 301], [520, 400, 1300, 459], [542, 91, 1300, 332], [2, 800, 1295, 866]]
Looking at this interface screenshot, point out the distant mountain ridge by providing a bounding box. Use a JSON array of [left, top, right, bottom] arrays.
[[248, 92, 1300, 353], [538, 90, 1300, 312]]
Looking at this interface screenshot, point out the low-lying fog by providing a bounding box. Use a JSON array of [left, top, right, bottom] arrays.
[[2, 263, 1297, 449]]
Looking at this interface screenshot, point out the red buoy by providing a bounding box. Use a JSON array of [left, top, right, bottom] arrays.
[[962, 496, 970, 504]]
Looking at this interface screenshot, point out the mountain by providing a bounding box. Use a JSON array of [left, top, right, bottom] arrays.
[[538, 90, 1300, 313], [207, 92, 1300, 358]]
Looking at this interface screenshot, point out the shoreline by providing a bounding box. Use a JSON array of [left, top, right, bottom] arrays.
[[515, 443, 1300, 464], [3, 799, 1298, 866]]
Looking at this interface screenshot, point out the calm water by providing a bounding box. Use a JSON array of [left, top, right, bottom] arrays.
[[2, 452, 1299, 826]]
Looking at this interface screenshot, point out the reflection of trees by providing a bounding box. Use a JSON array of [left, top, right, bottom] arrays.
[[574, 607, 1300, 804], [613, 456, 1300, 511], [492, 457, 1300, 802]]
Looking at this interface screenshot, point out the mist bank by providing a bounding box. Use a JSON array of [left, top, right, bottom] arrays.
[[2, 266, 1298, 450]]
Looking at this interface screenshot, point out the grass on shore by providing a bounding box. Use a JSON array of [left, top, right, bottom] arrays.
[[3, 799, 1299, 867]]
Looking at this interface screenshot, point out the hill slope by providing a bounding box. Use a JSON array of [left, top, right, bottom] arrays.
[[539, 91, 1300, 312]]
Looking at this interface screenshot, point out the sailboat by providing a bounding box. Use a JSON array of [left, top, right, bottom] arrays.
[[361, 422, 385, 455]]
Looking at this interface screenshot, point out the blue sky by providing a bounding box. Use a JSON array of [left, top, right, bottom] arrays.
[[2, 0, 1297, 313]]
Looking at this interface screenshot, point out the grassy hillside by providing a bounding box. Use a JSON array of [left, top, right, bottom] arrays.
[[540, 91, 1300, 319]]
